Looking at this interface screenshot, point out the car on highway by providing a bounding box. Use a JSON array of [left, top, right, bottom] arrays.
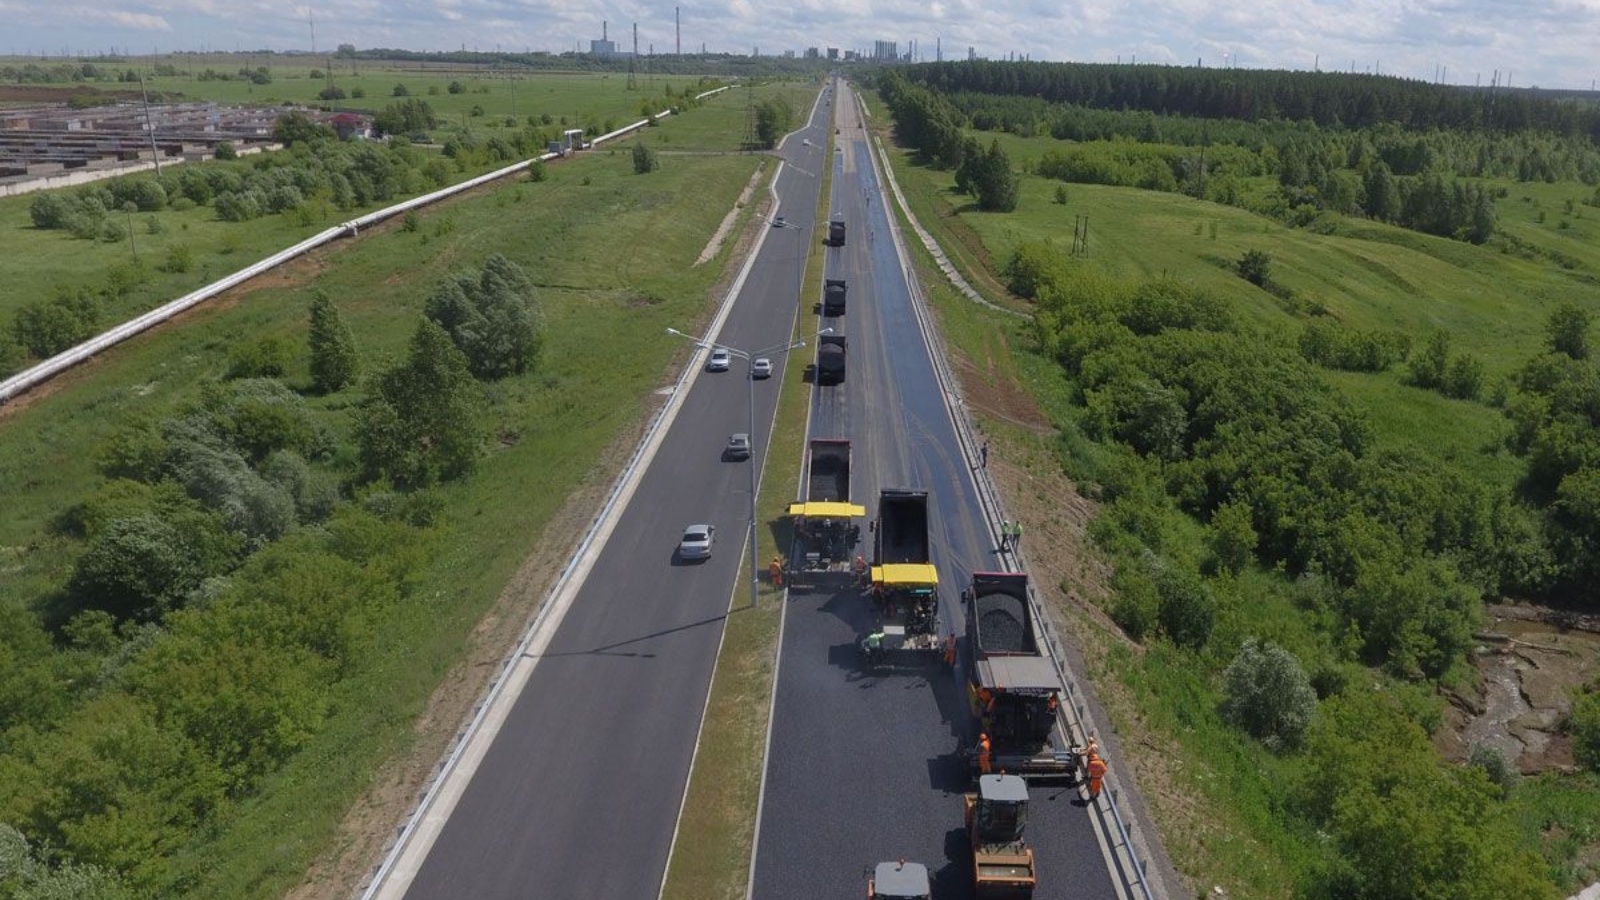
[[678, 524, 716, 560], [724, 433, 751, 460], [707, 348, 731, 372], [752, 357, 773, 379], [772, 216, 787, 228]]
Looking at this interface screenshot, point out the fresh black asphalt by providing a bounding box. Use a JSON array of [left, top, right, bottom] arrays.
[[749, 81, 1122, 900]]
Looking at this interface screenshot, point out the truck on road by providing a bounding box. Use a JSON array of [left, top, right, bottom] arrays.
[[829, 218, 847, 247], [824, 278, 848, 316], [817, 333, 847, 385], [786, 439, 864, 589], [868, 489, 940, 654], [962, 572, 1077, 782]]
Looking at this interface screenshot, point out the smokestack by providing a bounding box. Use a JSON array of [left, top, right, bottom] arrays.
[[676, 7, 681, 56], [603, 20, 608, 41]]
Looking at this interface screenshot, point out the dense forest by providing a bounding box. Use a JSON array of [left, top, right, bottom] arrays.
[[906, 60, 1600, 139], [875, 59, 1600, 897], [879, 68, 1600, 245]]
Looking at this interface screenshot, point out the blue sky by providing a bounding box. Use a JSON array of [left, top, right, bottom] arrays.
[[5, 0, 1598, 90]]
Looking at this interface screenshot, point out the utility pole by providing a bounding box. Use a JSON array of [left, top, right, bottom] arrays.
[[137, 72, 161, 178]]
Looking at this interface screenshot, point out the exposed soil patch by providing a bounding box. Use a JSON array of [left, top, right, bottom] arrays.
[[1437, 603, 1600, 774]]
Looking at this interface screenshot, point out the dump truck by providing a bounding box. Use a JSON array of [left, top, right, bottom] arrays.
[[817, 333, 847, 385], [961, 572, 1077, 782], [867, 490, 940, 654], [867, 859, 931, 899], [965, 774, 1037, 899], [786, 439, 864, 589], [824, 278, 848, 316], [829, 218, 847, 247]]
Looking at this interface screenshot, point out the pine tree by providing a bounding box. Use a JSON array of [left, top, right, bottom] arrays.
[[974, 139, 1018, 212], [307, 290, 359, 393]]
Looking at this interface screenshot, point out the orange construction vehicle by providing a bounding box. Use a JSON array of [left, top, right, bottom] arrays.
[[965, 774, 1036, 899]]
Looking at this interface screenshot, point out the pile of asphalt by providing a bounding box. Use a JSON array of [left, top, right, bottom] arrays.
[[976, 591, 1027, 652]]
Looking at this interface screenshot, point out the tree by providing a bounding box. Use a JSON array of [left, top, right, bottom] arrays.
[[357, 319, 485, 488], [753, 97, 794, 148], [1572, 690, 1600, 772], [1156, 565, 1214, 649], [69, 506, 239, 621], [1408, 330, 1451, 390], [631, 141, 659, 174], [272, 111, 334, 146], [968, 139, 1019, 212], [1208, 499, 1257, 574], [1237, 249, 1272, 287], [307, 289, 359, 393], [1546, 301, 1591, 361], [422, 255, 543, 379], [1221, 638, 1316, 749]]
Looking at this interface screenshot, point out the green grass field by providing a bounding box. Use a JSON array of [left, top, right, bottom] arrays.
[[0, 74, 811, 335], [0, 75, 823, 895]]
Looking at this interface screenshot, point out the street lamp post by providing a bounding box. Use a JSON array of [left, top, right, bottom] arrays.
[[668, 326, 830, 607]]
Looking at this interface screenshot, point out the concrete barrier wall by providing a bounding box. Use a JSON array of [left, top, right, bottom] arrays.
[[0, 144, 276, 198]]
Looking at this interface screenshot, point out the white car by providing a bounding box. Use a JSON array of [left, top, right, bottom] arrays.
[[752, 358, 773, 379], [678, 524, 716, 560], [707, 348, 732, 372], [724, 433, 751, 460]]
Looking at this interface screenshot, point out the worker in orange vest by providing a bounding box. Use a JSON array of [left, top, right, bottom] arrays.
[[769, 555, 784, 588], [942, 634, 957, 666], [978, 733, 993, 774], [854, 553, 868, 586], [1085, 749, 1108, 801]]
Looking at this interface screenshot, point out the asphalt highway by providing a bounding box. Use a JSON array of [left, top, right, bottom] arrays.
[[395, 94, 835, 899], [749, 81, 1123, 900]]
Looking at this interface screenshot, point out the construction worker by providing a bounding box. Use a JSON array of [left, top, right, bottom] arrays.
[[978, 732, 993, 774], [942, 634, 957, 667], [854, 553, 868, 586], [1013, 521, 1024, 549], [769, 555, 784, 588], [1085, 748, 1108, 802], [862, 630, 886, 665], [1000, 520, 1012, 550]]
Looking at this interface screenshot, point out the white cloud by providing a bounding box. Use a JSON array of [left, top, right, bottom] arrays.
[[4, 0, 1596, 87]]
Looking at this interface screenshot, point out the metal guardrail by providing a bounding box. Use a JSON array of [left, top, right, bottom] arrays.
[[0, 85, 734, 408], [860, 95, 1163, 900]]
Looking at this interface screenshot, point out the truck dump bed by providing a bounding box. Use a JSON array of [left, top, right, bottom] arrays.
[[806, 439, 850, 503], [817, 334, 847, 385], [823, 279, 847, 316], [970, 572, 1038, 656], [875, 490, 930, 565]]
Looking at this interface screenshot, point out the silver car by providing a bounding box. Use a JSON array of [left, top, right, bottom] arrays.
[[707, 348, 732, 372], [752, 357, 773, 379], [678, 524, 716, 560], [724, 433, 752, 460]]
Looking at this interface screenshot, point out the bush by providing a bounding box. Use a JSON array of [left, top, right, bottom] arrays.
[[631, 141, 658, 174], [1221, 638, 1317, 749], [1156, 565, 1214, 649], [69, 508, 238, 621], [1572, 690, 1600, 772], [159, 243, 194, 274], [225, 338, 291, 380], [11, 289, 98, 358], [29, 191, 74, 229], [214, 141, 237, 161], [1237, 249, 1272, 286]]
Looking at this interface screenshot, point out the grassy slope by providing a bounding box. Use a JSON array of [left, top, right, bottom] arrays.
[[0, 79, 818, 897], [873, 100, 1600, 895]]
